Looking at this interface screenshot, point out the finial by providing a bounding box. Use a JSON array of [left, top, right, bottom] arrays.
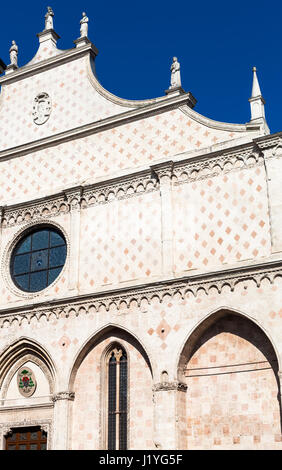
[[251, 65, 262, 98], [45, 6, 54, 30], [80, 12, 89, 38]]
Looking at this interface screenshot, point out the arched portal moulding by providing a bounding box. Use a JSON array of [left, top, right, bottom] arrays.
[[68, 322, 156, 391], [0, 336, 57, 393], [175, 306, 281, 383], [1, 354, 55, 400]]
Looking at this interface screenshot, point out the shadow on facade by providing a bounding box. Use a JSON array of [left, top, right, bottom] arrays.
[[178, 309, 282, 441]]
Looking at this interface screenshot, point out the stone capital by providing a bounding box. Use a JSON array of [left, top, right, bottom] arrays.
[[151, 161, 174, 183], [51, 391, 75, 402], [63, 186, 83, 211], [153, 381, 187, 392]]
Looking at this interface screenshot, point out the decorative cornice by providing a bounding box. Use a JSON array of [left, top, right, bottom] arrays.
[[173, 143, 264, 184], [63, 186, 83, 211], [1, 140, 266, 229], [0, 93, 195, 162], [1, 170, 159, 228], [0, 402, 53, 412], [179, 105, 262, 133], [151, 161, 174, 182], [86, 56, 165, 110], [153, 381, 187, 392], [2, 194, 67, 228], [0, 43, 97, 86], [255, 133, 282, 150], [82, 171, 159, 208], [0, 259, 281, 327]]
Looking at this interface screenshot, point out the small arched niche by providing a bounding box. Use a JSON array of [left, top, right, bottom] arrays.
[[3, 360, 51, 404], [0, 338, 56, 406]]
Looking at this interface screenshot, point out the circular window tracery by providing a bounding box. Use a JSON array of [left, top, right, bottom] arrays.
[[10, 227, 67, 293]]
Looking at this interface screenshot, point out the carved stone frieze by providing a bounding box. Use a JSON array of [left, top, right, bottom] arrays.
[[151, 161, 174, 182], [0, 140, 268, 229], [2, 195, 68, 228], [81, 171, 159, 208], [255, 135, 282, 150], [173, 145, 264, 185], [1, 171, 159, 229], [0, 260, 281, 327], [63, 187, 83, 211]]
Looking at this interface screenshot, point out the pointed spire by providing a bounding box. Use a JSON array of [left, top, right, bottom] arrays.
[[251, 66, 262, 98], [249, 66, 266, 122]]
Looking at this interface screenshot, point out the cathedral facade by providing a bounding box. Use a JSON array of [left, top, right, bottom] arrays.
[[0, 9, 281, 450]]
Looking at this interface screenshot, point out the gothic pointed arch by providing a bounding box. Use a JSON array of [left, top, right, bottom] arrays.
[[68, 324, 154, 390], [69, 324, 154, 450], [177, 307, 280, 382], [176, 307, 281, 449], [0, 337, 56, 396]]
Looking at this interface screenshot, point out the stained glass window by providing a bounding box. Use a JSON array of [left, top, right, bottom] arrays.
[[11, 227, 67, 292], [108, 347, 127, 450]]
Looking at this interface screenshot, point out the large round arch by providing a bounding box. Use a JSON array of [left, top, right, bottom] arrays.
[[176, 308, 281, 449]]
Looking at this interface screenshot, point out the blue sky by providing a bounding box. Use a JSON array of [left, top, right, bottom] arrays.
[[0, 0, 281, 133]]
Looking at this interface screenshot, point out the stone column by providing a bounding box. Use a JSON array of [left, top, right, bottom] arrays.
[[151, 162, 174, 276], [64, 187, 82, 293], [152, 381, 187, 449], [52, 391, 75, 449]]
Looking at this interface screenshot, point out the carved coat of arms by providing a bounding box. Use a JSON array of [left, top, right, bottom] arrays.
[[17, 367, 37, 397], [32, 92, 52, 125]]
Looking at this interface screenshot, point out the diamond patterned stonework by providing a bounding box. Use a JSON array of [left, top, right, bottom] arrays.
[[79, 191, 162, 289], [0, 10, 281, 452], [0, 108, 254, 206], [173, 166, 271, 272]]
